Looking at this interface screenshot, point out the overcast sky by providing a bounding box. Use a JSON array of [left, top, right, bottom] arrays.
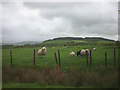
[[1, 2, 118, 43]]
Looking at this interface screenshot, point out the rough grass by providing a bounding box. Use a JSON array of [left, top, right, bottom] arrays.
[[2, 65, 118, 88]]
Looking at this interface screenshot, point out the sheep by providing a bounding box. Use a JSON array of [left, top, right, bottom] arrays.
[[85, 49, 89, 56], [77, 49, 89, 56], [93, 47, 96, 51], [69, 51, 75, 57], [38, 47, 47, 57], [80, 49, 86, 56]]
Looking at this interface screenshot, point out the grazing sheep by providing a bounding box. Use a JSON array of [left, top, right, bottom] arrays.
[[69, 51, 75, 57], [80, 49, 86, 56], [93, 47, 96, 51], [77, 49, 89, 56], [38, 47, 47, 57], [85, 49, 89, 56]]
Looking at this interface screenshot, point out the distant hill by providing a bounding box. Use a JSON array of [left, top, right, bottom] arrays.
[[14, 41, 42, 45], [53, 37, 83, 40], [43, 37, 115, 42], [41, 37, 116, 46], [84, 37, 115, 41], [2, 37, 116, 46], [2, 41, 42, 46]]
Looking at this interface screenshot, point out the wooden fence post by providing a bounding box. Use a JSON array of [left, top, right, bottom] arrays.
[[105, 52, 107, 66], [114, 48, 116, 67], [34, 49, 35, 65], [86, 50, 88, 67], [54, 53, 58, 64], [90, 50, 92, 67], [58, 50, 61, 67], [10, 49, 12, 65]]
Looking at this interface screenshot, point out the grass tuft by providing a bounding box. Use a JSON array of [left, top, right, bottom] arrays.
[[2, 65, 118, 88]]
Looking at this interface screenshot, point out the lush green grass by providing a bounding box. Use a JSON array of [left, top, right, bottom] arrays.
[[2, 45, 119, 88], [3, 82, 90, 88], [2, 45, 118, 68]]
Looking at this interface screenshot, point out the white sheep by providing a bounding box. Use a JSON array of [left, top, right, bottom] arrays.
[[69, 51, 75, 57], [80, 49, 89, 56], [93, 47, 96, 51], [38, 47, 47, 57], [85, 49, 89, 55]]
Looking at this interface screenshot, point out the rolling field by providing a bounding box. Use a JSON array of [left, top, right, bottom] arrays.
[[2, 45, 119, 88]]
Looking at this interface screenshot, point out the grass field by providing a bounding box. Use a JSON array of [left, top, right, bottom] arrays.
[[2, 45, 119, 88]]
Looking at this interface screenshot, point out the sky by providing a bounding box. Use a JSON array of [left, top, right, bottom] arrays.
[[1, 1, 118, 43]]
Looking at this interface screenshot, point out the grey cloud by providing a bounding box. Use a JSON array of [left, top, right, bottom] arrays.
[[24, 2, 117, 32], [2, 2, 118, 43]]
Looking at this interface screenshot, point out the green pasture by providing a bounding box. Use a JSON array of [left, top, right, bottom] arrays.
[[2, 45, 118, 68]]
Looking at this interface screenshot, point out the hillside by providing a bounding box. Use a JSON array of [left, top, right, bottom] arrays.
[[2, 37, 117, 47], [2, 41, 42, 46], [52, 37, 115, 41], [41, 37, 116, 46]]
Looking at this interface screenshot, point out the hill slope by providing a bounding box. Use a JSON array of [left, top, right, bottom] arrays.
[[41, 37, 115, 46]]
